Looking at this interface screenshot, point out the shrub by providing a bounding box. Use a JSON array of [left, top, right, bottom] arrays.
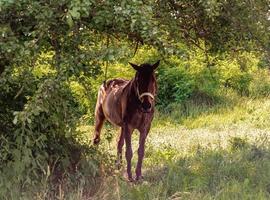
[[249, 69, 270, 98], [0, 66, 106, 197], [157, 64, 195, 107], [218, 59, 252, 96]]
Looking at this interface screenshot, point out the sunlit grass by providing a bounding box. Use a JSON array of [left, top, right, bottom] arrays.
[[11, 97, 270, 199], [183, 98, 270, 130], [89, 97, 270, 200], [93, 125, 270, 200], [155, 97, 270, 131]]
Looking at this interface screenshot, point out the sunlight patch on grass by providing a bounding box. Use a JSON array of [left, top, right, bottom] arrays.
[[161, 98, 270, 130]]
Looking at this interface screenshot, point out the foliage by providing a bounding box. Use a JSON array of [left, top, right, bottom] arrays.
[[0, 67, 98, 197], [249, 69, 270, 97], [0, 0, 270, 198], [157, 58, 195, 106], [155, 47, 270, 111]]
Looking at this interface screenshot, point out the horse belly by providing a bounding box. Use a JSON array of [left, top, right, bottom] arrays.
[[102, 94, 123, 126]]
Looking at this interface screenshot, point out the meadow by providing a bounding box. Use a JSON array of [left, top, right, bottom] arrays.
[[89, 96, 270, 200], [22, 96, 269, 200]]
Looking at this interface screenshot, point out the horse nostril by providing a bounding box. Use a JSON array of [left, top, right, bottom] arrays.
[[142, 101, 152, 111]]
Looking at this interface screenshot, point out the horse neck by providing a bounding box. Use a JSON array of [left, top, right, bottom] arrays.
[[129, 78, 138, 99]]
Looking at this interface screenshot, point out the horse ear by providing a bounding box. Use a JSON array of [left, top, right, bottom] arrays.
[[129, 62, 140, 71], [152, 60, 160, 70]]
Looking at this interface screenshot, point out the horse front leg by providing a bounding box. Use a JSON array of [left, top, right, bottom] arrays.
[[116, 128, 124, 169], [124, 125, 133, 181], [135, 130, 148, 181]]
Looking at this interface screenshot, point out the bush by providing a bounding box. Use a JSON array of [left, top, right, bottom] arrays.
[[217, 59, 251, 96], [0, 66, 106, 198], [157, 63, 195, 107], [157, 52, 221, 109], [249, 69, 270, 98]]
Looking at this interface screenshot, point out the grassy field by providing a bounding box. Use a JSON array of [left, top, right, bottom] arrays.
[[16, 97, 270, 200], [85, 97, 270, 200]]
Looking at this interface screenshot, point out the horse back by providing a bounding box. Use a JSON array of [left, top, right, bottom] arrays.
[[104, 78, 128, 89], [96, 78, 130, 126]]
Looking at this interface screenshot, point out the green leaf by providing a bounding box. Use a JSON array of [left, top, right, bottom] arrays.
[[13, 116, 18, 125], [66, 13, 74, 27], [26, 118, 31, 124], [69, 8, 80, 19]]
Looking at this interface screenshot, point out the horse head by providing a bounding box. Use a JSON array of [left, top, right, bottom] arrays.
[[129, 60, 160, 113]]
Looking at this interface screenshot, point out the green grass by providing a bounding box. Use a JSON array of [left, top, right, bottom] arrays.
[[181, 98, 270, 130], [155, 96, 270, 131], [89, 97, 270, 200], [92, 126, 269, 199], [6, 97, 270, 199]]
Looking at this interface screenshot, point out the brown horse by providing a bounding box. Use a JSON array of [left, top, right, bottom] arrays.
[[93, 60, 160, 181]]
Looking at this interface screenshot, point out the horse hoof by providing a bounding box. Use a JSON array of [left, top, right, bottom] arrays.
[[124, 173, 134, 182], [115, 160, 122, 170], [128, 177, 135, 182], [93, 137, 100, 145], [135, 175, 144, 182], [116, 163, 122, 170]]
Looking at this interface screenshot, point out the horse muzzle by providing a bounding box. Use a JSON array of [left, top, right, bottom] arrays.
[[141, 101, 152, 113], [142, 108, 152, 113]]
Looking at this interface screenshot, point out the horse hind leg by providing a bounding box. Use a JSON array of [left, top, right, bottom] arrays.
[[93, 106, 105, 145], [116, 128, 125, 169]]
